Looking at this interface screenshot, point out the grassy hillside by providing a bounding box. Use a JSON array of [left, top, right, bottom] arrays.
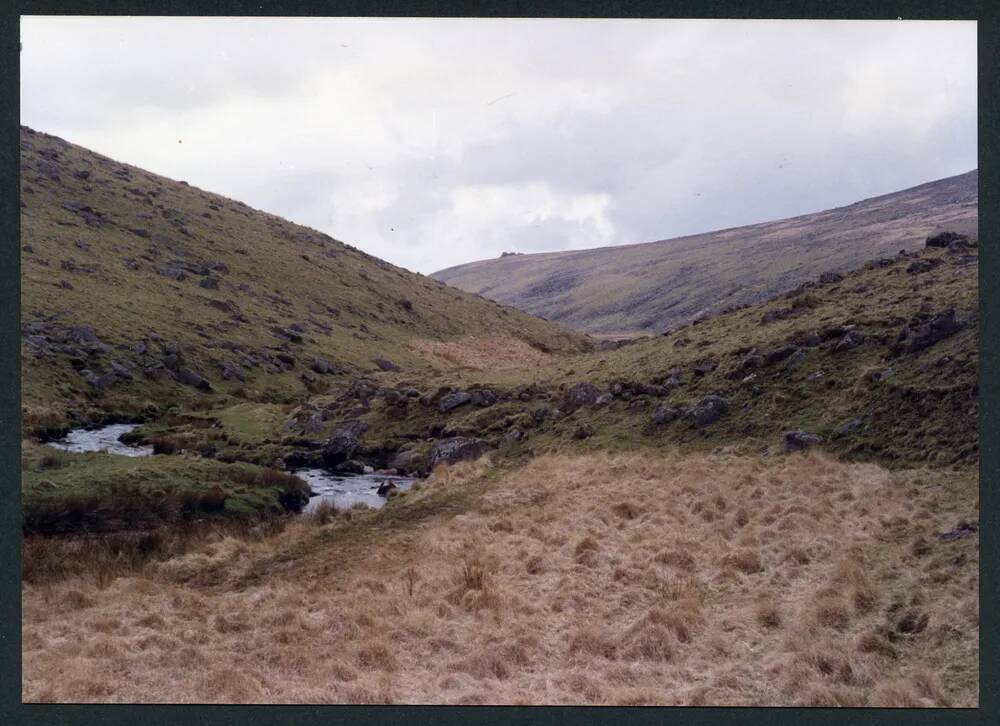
[[20, 126, 590, 434], [433, 171, 978, 336]]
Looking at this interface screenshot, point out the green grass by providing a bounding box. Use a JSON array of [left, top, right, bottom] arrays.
[[21, 443, 309, 533], [20, 126, 590, 430]]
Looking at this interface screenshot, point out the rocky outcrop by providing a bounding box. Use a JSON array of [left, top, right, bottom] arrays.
[[783, 430, 823, 453], [560, 382, 601, 412], [428, 437, 492, 468], [322, 421, 368, 468], [685, 396, 729, 427]]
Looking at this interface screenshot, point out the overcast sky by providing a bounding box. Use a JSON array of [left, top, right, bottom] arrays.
[[20, 17, 977, 274]]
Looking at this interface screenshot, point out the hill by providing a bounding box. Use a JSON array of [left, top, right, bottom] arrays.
[[432, 171, 978, 336], [19, 126, 590, 435]]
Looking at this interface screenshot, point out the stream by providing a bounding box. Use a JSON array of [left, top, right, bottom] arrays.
[[46, 424, 415, 511], [46, 423, 153, 457]]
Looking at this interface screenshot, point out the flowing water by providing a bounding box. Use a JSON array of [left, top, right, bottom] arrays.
[[46, 424, 414, 512], [47, 423, 153, 457], [296, 469, 416, 512]]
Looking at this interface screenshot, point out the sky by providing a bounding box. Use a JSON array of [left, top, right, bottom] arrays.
[[20, 17, 977, 274]]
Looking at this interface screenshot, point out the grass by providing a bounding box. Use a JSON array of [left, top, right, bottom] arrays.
[[20, 125, 590, 430], [21, 450, 978, 705], [433, 170, 977, 335], [21, 445, 310, 533]]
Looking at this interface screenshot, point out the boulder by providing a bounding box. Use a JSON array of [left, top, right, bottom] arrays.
[[925, 231, 971, 248], [322, 421, 368, 468], [470, 388, 499, 407], [765, 345, 800, 365], [893, 309, 963, 356], [693, 359, 718, 377], [560, 382, 601, 412], [428, 437, 492, 468], [783, 430, 823, 453], [177, 368, 212, 391], [650, 405, 681, 426], [685, 396, 729, 427], [438, 391, 473, 413], [833, 331, 865, 353]]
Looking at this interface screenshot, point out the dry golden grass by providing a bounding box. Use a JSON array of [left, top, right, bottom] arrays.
[[409, 335, 554, 371], [22, 451, 978, 705]]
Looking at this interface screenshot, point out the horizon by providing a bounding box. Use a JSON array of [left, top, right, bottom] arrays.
[[21, 17, 977, 274]]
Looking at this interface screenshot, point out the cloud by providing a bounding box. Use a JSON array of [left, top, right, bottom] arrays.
[[20, 17, 977, 273]]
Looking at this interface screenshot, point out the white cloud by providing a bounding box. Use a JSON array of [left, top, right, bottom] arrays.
[[20, 17, 977, 273]]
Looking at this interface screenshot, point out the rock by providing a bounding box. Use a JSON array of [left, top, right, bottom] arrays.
[[390, 449, 417, 472], [650, 405, 680, 426], [220, 364, 246, 382], [926, 231, 971, 248], [177, 368, 212, 391], [833, 331, 865, 353], [428, 437, 492, 468], [396, 298, 414, 312], [470, 388, 498, 407], [819, 271, 844, 284], [275, 351, 296, 367], [108, 360, 132, 379], [937, 521, 977, 542], [571, 425, 593, 440], [531, 407, 551, 424], [438, 391, 472, 413], [833, 418, 864, 438], [311, 356, 337, 375], [376, 481, 397, 497], [372, 358, 399, 372], [693, 359, 718, 377], [782, 430, 823, 453], [628, 399, 648, 412], [502, 430, 525, 445], [906, 258, 940, 275], [765, 345, 800, 365], [893, 309, 963, 355], [560, 382, 601, 412], [594, 393, 613, 407], [685, 396, 729, 427], [67, 325, 99, 344], [199, 276, 220, 289], [322, 421, 369, 468], [131, 340, 147, 355]]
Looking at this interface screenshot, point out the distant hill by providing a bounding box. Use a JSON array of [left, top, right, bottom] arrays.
[[19, 126, 589, 430], [433, 171, 978, 336]]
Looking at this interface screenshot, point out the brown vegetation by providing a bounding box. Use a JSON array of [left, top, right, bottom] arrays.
[[22, 451, 978, 705]]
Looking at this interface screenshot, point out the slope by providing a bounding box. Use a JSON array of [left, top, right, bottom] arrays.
[[432, 171, 978, 335], [19, 126, 590, 434]]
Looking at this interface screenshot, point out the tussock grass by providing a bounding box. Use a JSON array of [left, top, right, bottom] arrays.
[[22, 451, 978, 705]]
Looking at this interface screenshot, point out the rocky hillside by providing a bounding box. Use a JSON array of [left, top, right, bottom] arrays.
[[433, 171, 978, 336], [19, 126, 590, 434]]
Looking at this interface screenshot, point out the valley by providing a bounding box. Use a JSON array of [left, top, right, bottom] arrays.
[[19, 127, 979, 706]]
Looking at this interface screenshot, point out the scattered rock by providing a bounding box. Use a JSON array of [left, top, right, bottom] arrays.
[[937, 521, 977, 542], [692, 359, 718, 377], [782, 430, 823, 453], [685, 395, 729, 427], [833, 330, 865, 353], [925, 231, 971, 248], [470, 388, 499, 407], [892, 309, 963, 356], [322, 421, 368, 468], [650, 405, 681, 426], [438, 391, 472, 413], [311, 356, 337, 375], [428, 437, 492, 468], [177, 368, 212, 391], [560, 382, 601, 412]]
